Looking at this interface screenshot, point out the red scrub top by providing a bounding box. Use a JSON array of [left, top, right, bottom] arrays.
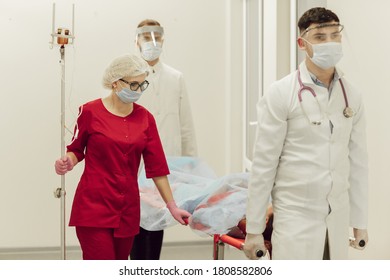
[[67, 99, 169, 237]]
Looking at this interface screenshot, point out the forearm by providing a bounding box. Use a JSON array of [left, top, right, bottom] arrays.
[[152, 176, 174, 204], [66, 152, 79, 167], [246, 95, 287, 234], [348, 102, 369, 228], [153, 175, 190, 225]]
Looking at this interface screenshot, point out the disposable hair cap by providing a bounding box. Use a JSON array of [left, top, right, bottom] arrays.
[[102, 54, 148, 89]]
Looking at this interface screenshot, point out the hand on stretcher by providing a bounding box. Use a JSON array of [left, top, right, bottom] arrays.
[[243, 208, 273, 260], [167, 201, 191, 225], [349, 228, 368, 250]]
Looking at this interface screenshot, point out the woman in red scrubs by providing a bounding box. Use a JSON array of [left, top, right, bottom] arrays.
[[54, 54, 190, 260]]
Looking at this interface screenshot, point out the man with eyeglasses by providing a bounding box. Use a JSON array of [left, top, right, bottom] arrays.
[[130, 19, 198, 260], [243, 7, 369, 259]]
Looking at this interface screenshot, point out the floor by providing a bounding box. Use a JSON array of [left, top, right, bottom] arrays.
[[0, 241, 247, 260]]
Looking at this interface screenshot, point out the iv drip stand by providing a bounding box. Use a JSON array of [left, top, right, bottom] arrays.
[[50, 3, 75, 260], [59, 45, 66, 260]]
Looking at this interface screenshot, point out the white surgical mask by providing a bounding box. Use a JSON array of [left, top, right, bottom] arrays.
[[116, 88, 142, 103], [305, 40, 343, 69], [140, 41, 162, 61]]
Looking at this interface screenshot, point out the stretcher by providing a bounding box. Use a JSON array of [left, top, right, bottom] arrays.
[[139, 157, 273, 259]]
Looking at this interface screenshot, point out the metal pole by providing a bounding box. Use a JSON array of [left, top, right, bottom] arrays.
[[72, 4, 75, 44], [59, 45, 66, 260], [51, 2, 76, 260]]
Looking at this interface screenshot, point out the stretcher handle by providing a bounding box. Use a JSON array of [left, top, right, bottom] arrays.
[[349, 237, 366, 248], [220, 235, 244, 250], [220, 235, 265, 257], [256, 249, 265, 258]]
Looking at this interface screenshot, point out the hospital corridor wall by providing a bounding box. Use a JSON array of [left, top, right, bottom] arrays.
[[0, 0, 389, 260]]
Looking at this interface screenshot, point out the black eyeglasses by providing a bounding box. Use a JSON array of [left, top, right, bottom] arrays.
[[119, 79, 149, 91]]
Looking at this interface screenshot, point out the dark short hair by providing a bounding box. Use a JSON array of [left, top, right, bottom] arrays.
[[298, 7, 339, 34]]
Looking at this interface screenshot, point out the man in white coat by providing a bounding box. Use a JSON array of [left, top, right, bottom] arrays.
[[243, 7, 369, 260], [130, 19, 197, 260]]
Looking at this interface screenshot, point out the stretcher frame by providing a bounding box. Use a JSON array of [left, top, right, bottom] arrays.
[[213, 234, 245, 260], [183, 218, 247, 260], [212, 231, 363, 260]]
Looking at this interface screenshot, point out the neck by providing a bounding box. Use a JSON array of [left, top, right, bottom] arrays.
[[305, 59, 335, 88], [147, 58, 159, 66], [105, 93, 133, 117]]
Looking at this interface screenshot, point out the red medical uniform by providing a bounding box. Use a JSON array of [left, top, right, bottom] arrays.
[[67, 99, 169, 238]]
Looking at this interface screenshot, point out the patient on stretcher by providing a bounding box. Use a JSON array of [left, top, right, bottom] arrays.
[[138, 156, 273, 253]]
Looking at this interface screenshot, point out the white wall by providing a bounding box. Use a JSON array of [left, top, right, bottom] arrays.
[[327, 0, 390, 260], [0, 0, 243, 249]]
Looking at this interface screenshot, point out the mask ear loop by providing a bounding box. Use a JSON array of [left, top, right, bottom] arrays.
[[299, 37, 314, 61]]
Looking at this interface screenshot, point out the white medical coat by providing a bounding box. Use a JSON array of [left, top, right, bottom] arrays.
[[246, 62, 368, 259], [137, 61, 197, 156]]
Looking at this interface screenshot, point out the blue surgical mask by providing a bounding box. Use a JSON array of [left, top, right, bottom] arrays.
[[116, 88, 143, 103], [140, 41, 162, 61]]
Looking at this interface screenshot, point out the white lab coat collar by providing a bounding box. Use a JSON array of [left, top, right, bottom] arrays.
[[298, 61, 345, 86], [148, 60, 163, 75]]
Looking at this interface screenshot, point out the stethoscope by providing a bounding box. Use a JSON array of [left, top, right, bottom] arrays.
[[297, 69, 354, 125]]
